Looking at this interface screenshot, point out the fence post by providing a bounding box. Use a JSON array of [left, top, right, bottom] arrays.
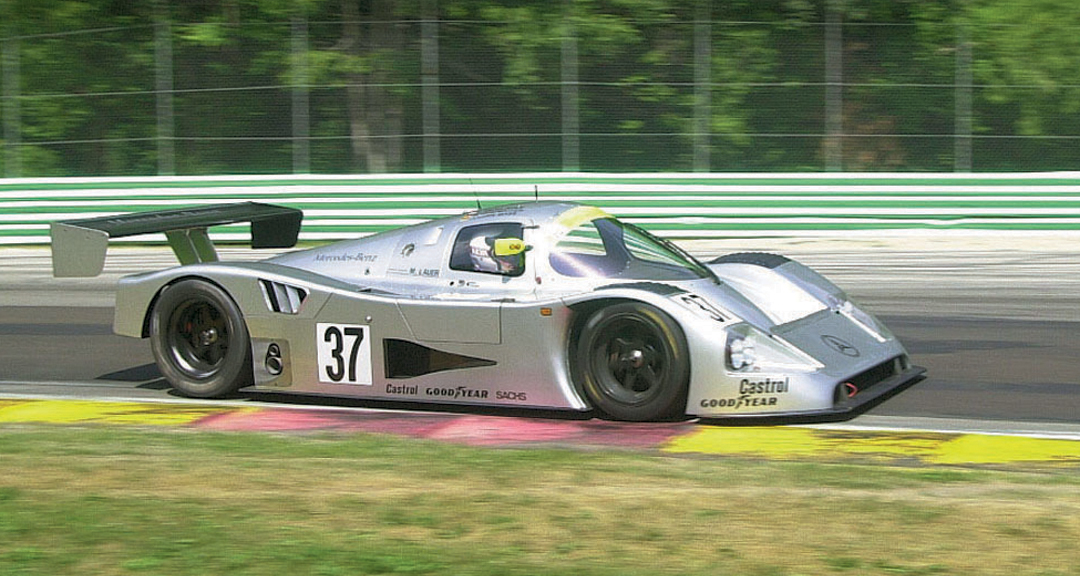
[[954, 21, 973, 172], [292, 10, 310, 174], [2, 34, 20, 178], [693, 0, 711, 172], [421, 0, 440, 173], [824, 0, 843, 172], [154, 0, 175, 175], [561, 0, 580, 172]]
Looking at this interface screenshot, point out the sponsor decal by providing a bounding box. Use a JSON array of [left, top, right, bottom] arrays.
[[386, 383, 418, 396], [315, 252, 379, 263], [678, 294, 729, 322], [495, 390, 528, 402], [700, 396, 779, 409], [822, 335, 860, 357], [701, 378, 789, 410], [739, 377, 789, 395], [425, 386, 490, 400], [465, 206, 525, 221]]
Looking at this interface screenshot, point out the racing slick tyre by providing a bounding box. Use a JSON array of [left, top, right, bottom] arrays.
[[575, 302, 690, 421], [149, 279, 253, 398]]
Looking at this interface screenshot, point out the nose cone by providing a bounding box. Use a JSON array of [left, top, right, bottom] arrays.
[[775, 311, 906, 378]]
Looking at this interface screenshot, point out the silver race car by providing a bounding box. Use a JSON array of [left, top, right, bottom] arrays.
[[52, 201, 925, 421]]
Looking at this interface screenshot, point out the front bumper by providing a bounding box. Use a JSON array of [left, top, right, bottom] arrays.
[[696, 365, 927, 424], [825, 364, 927, 417]]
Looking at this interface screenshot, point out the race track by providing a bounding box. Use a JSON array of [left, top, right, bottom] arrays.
[[1, 236, 1079, 433]]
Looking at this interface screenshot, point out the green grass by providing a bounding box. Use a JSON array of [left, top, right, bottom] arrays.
[[1, 426, 1079, 576]]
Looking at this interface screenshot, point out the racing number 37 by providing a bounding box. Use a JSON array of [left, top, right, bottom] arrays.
[[316, 323, 373, 385]]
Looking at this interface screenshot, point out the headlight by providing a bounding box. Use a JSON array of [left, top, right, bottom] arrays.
[[836, 300, 891, 343], [728, 336, 755, 370], [725, 324, 824, 373]]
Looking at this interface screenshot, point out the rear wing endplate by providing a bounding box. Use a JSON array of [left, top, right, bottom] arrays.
[[50, 202, 302, 277]]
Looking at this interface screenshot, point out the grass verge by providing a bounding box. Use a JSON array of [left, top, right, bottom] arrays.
[[1, 425, 1079, 576]]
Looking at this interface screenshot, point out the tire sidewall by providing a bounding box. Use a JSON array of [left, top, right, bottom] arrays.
[[150, 279, 252, 398], [574, 302, 690, 421]]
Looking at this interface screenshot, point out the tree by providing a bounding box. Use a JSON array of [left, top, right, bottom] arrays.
[[966, 0, 1080, 169], [4, 0, 157, 175]]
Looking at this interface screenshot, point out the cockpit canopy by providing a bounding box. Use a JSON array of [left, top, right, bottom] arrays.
[[549, 215, 713, 282], [278, 201, 716, 290], [445, 206, 714, 282]]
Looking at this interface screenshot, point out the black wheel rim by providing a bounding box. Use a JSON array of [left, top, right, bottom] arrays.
[[165, 297, 231, 379], [589, 313, 669, 406]]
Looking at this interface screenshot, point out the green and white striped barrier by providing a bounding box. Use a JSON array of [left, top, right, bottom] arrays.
[[3, 172, 1080, 245]]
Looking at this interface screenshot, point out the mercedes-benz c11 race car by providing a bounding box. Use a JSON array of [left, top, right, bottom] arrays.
[[51, 201, 925, 421]]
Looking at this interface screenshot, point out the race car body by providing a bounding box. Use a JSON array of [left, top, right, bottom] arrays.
[[52, 201, 925, 421]]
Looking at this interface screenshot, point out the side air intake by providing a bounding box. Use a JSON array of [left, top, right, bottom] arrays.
[[260, 280, 308, 314], [384, 339, 496, 379]]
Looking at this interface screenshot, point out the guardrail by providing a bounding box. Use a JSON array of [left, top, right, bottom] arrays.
[[3, 172, 1080, 245]]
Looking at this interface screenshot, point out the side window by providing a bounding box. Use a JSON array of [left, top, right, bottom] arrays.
[[449, 223, 526, 277]]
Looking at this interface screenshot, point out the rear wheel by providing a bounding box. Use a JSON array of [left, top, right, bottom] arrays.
[[574, 302, 689, 421], [149, 279, 252, 398]]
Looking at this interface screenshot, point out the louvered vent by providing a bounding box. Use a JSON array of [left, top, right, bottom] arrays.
[[260, 280, 308, 314]]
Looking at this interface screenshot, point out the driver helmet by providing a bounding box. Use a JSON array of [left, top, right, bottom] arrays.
[[469, 233, 523, 274], [469, 234, 500, 273]]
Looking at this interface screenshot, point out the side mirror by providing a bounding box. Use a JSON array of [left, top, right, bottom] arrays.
[[493, 238, 527, 257]]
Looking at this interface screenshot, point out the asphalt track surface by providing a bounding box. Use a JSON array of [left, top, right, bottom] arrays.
[[1, 237, 1079, 433]]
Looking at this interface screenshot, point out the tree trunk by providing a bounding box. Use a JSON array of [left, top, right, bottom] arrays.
[[340, 0, 402, 173]]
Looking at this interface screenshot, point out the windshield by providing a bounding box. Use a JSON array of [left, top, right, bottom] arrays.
[[549, 217, 715, 281]]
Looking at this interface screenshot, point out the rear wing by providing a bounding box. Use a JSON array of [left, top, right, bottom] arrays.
[[50, 202, 303, 277]]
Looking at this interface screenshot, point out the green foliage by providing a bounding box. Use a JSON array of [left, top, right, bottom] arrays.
[[3, 0, 1080, 175], [970, 0, 1080, 123]]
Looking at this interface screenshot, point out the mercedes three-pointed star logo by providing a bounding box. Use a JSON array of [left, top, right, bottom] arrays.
[[821, 334, 860, 357]]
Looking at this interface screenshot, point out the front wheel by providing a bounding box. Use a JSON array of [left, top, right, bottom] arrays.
[[149, 279, 253, 398], [574, 302, 690, 421]]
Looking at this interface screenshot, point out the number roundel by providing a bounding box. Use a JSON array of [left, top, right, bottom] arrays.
[[316, 323, 373, 385]]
